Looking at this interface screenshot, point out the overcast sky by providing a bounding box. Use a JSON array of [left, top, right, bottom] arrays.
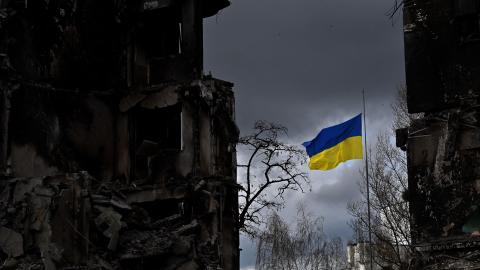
[[204, 0, 405, 268]]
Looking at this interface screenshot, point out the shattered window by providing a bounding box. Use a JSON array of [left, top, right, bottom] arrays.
[[138, 9, 182, 59], [134, 5, 185, 85], [131, 104, 182, 180], [454, 0, 480, 42]]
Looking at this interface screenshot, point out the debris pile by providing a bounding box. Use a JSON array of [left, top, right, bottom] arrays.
[[0, 172, 233, 269]]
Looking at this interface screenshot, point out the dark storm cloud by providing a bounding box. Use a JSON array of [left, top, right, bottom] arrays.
[[203, 0, 405, 268], [205, 0, 405, 135]]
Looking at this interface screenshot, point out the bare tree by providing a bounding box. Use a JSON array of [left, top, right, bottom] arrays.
[[256, 205, 346, 270], [348, 132, 412, 268], [347, 87, 421, 269], [237, 121, 309, 236]]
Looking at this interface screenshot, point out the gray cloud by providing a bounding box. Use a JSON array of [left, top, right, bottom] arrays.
[[204, 0, 405, 268], [307, 174, 362, 206], [278, 163, 363, 237], [240, 235, 257, 269], [205, 0, 404, 133]]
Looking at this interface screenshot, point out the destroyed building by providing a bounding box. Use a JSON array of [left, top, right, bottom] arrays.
[[0, 0, 240, 269], [398, 0, 480, 268]]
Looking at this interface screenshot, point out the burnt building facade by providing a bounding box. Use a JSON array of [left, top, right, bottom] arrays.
[[399, 0, 480, 268], [0, 0, 239, 269]]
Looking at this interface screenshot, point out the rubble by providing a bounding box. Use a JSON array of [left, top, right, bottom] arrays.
[[0, 227, 23, 257], [0, 0, 239, 269], [0, 173, 237, 269]]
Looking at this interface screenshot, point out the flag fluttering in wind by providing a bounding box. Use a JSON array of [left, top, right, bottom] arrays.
[[302, 114, 363, 170]]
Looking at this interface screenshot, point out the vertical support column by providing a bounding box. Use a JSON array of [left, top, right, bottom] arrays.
[[181, 0, 203, 79], [0, 84, 10, 176], [192, 97, 200, 176]]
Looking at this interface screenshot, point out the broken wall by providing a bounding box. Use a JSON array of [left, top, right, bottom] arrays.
[[404, 0, 480, 113], [0, 0, 239, 269], [401, 0, 480, 268]]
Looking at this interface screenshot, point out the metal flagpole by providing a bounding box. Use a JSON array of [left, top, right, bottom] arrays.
[[363, 89, 374, 270]]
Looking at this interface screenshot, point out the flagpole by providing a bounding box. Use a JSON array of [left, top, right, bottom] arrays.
[[363, 89, 374, 270]]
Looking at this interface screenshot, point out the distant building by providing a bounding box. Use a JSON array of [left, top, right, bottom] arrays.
[[347, 242, 409, 270], [347, 242, 372, 270]]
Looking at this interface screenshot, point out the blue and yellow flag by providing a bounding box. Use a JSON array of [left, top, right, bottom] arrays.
[[302, 114, 363, 170]]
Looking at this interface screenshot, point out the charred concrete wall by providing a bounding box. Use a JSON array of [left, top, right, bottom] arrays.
[[0, 0, 239, 270], [403, 0, 480, 113], [400, 0, 480, 268]]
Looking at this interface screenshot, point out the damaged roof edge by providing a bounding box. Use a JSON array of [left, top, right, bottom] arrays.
[[202, 0, 231, 18], [141, 0, 230, 18]]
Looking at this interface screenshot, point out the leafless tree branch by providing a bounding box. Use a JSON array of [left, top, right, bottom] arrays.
[[237, 120, 310, 236], [256, 206, 346, 270]]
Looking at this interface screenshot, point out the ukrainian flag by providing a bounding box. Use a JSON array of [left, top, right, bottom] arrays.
[[302, 114, 363, 170]]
